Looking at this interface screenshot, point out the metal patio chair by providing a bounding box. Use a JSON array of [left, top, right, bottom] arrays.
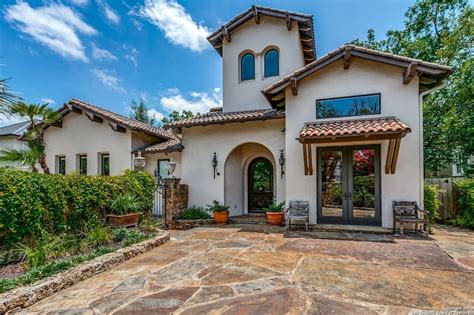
[[285, 201, 310, 231]]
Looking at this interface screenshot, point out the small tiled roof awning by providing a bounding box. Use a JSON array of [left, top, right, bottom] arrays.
[[298, 117, 411, 176], [133, 136, 183, 154], [163, 108, 285, 129], [298, 116, 411, 143]]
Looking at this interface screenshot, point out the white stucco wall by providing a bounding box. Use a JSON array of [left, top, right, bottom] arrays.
[[285, 58, 422, 228], [180, 119, 285, 213], [222, 16, 305, 112], [43, 112, 133, 175]]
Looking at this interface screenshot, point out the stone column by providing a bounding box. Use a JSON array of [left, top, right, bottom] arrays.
[[163, 178, 189, 227]]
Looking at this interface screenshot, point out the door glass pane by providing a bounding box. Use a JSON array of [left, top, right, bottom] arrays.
[[158, 160, 169, 179], [321, 151, 343, 217], [352, 149, 376, 218], [101, 154, 110, 176], [79, 155, 87, 175]]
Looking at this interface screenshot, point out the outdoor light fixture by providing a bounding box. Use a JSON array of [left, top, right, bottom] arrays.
[[211, 152, 218, 179], [167, 158, 176, 178], [133, 151, 146, 170], [279, 149, 285, 178]]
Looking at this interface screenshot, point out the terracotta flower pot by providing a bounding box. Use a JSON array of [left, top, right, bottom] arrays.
[[107, 213, 141, 227], [266, 211, 284, 226], [213, 211, 229, 225]]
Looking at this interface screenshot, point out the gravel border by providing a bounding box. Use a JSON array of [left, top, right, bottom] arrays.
[[0, 230, 170, 314]]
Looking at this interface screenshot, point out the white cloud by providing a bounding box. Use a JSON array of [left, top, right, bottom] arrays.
[[160, 88, 222, 114], [96, 0, 120, 25], [148, 108, 164, 121], [4, 1, 97, 62], [133, 0, 211, 52], [91, 43, 118, 61], [40, 98, 55, 104], [90, 69, 125, 92], [70, 0, 89, 6], [123, 44, 138, 67]]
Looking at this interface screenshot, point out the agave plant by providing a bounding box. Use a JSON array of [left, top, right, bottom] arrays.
[[110, 194, 141, 215]]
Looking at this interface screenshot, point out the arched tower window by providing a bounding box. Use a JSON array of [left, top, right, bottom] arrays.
[[264, 49, 279, 78], [240, 53, 255, 81]]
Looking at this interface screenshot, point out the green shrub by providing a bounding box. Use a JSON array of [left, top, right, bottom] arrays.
[[111, 194, 141, 215], [424, 184, 442, 225], [0, 168, 154, 245], [178, 206, 211, 220], [111, 227, 129, 242], [121, 229, 148, 247], [83, 224, 111, 248], [451, 180, 474, 229], [20, 235, 63, 269], [263, 200, 285, 212], [206, 200, 229, 213]]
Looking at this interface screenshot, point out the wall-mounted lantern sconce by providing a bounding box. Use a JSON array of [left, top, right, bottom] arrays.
[[133, 151, 146, 170], [167, 158, 176, 178], [211, 152, 219, 179], [279, 149, 285, 178]]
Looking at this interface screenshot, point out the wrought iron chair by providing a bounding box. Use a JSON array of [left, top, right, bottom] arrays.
[[392, 201, 429, 236], [285, 201, 310, 231]]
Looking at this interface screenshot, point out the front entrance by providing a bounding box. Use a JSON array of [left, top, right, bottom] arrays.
[[248, 157, 273, 213], [317, 145, 381, 225]]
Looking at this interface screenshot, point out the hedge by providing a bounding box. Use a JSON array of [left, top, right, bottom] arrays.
[[451, 179, 474, 229], [0, 168, 155, 245], [424, 184, 441, 225]]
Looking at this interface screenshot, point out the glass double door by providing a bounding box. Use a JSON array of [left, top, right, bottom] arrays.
[[317, 145, 381, 225]]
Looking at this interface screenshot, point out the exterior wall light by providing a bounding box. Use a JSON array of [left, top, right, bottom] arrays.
[[167, 158, 176, 178], [134, 151, 146, 170], [211, 152, 218, 179], [279, 149, 285, 178]]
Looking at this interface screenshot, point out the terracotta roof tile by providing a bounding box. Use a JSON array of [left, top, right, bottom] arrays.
[[163, 108, 285, 129], [299, 116, 411, 141], [133, 135, 182, 154], [64, 99, 174, 139]]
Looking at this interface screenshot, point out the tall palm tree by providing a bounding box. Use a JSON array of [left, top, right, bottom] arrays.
[[0, 78, 19, 116], [1, 102, 60, 173], [0, 141, 44, 173]]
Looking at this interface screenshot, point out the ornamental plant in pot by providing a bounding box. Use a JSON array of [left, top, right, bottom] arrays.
[[207, 200, 230, 224], [107, 194, 141, 227], [264, 200, 286, 226]]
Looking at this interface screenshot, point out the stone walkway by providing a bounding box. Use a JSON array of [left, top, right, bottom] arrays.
[[21, 226, 474, 314]]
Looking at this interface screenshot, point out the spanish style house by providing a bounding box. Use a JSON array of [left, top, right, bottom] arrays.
[[42, 6, 451, 228]]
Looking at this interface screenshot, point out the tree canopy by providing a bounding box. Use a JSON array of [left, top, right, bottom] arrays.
[[129, 97, 157, 126], [352, 0, 473, 176], [161, 110, 194, 124]]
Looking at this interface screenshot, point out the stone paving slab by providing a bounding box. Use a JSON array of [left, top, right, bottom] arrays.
[[21, 227, 474, 314]]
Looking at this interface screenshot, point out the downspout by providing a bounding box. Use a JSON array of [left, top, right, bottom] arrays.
[[418, 80, 447, 208]]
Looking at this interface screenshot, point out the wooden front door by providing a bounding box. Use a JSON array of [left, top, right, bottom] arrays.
[[248, 157, 273, 213]]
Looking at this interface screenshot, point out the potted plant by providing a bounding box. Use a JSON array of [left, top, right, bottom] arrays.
[[264, 200, 286, 226], [207, 200, 230, 224], [107, 194, 141, 227]]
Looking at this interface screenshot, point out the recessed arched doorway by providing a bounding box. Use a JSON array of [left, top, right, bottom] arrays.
[[247, 157, 274, 213]]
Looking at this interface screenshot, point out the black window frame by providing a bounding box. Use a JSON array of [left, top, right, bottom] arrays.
[[100, 153, 110, 176], [316, 93, 381, 119], [58, 156, 66, 175], [78, 154, 87, 175]]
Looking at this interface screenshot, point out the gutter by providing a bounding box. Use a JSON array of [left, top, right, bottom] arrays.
[[418, 79, 447, 208]]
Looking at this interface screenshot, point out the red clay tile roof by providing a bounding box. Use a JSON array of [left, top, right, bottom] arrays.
[[207, 5, 316, 64], [263, 44, 452, 106], [45, 99, 174, 140], [163, 108, 285, 129], [133, 135, 183, 154], [299, 116, 411, 142]]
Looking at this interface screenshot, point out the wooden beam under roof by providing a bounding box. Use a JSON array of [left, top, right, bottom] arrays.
[[344, 47, 352, 70], [390, 138, 401, 174], [66, 103, 82, 114], [286, 13, 292, 30], [252, 5, 260, 24], [291, 77, 298, 96], [51, 120, 62, 128], [108, 122, 126, 133], [303, 142, 309, 175], [385, 139, 395, 174], [307, 143, 313, 175], [222, 26, 231, 43], [85, 112, 103, 123]]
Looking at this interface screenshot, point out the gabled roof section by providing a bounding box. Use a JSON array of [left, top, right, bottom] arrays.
[[0, 121, 30, 137], [133, 135, 183, 154], [263, 44, 452, 107], [163, 108, 285, 129], [207, 5, 316, 64], [43, 99, 174, 140]]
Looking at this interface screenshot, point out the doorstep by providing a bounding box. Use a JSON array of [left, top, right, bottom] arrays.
[[312, 224, 392, 234]]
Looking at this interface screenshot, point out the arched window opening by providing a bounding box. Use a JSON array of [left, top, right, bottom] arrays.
[[264, 49, 279, 78], [241, 53, 255, 81]]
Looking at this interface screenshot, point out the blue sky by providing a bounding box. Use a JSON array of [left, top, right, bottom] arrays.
[[0, 0, 415, 126]]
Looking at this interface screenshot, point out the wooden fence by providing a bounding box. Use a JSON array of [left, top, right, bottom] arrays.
[[424, 178, 459, 222]]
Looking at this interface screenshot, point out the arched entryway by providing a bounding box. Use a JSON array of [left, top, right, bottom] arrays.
[[247, 157, 273, 213], [224, 142, 276, 216]]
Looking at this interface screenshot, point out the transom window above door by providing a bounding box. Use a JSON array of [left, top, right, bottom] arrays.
[[316, 93, 381, 119]]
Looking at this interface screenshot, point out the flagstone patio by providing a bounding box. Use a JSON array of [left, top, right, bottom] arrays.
[[21, 226, 474, 314]]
